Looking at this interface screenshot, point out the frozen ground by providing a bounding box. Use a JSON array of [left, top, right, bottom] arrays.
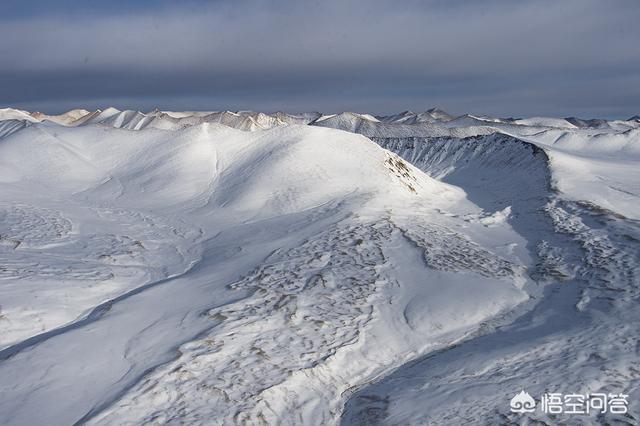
[[0, 108, 638, 425]]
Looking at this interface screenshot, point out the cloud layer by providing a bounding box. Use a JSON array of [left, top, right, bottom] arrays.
[[1, 0, 639, 117]]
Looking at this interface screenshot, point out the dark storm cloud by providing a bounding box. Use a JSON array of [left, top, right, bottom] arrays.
[[1, 0, 639, 117]]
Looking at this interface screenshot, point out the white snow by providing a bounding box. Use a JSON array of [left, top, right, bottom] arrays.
[[0, 107, 637, 425]]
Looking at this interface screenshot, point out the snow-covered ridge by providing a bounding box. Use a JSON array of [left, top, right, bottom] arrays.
[[342, 126, 639, 424], [0, 107, 324, 133], [3, 106, 637, 135]]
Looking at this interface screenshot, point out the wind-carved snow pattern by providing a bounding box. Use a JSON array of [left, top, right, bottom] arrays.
[[90, 218, 395, 424], [399, 223, 524, 281], [546, 200, 640, 301], [0, 205, 113, 285], [89, 214, 526, 425], [531, 239, 575, 283], [0, 204, 72, 249]]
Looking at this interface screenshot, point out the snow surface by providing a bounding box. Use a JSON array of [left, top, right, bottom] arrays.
[[0, 107, 638, 425]]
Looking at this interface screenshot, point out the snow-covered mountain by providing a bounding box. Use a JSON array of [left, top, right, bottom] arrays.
[[0, 107, 638, 425]]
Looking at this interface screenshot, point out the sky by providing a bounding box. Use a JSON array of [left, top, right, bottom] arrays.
[[1, 0, 639, 118]]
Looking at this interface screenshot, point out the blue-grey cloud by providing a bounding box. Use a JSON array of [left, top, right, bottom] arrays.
[[1, 0, 639, 118]]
